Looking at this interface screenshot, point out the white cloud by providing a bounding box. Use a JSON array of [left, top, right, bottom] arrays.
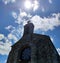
[[12, 10, 60, 32], [14, 11, 25, 24], [8, 33, 18, 42], [11, 7, 60, 33], [15, 18, 23, 24], [0, 34, 4, 40], [49, 0, 52, 4], [27, 13, 32, 18], [12, 10, 32, 24], [2, 0, 16, 5], [20, 12, 27, 17], [5, 25, 15, 32], [5, 24, 24, 43], [33, 0, 39, 11], [19, 9, 32, 18], [2, 0, 10, 4], [12, 12, 17, 19], [12, 11, 28, 20], [57, 48, 60, 55], [31, 13, 60, 31], [0, 42, 11, 55], [0, 34, 12, 55]]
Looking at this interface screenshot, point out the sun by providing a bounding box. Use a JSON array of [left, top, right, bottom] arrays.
[[24, 0, 32, 9], [24, 0, 39, 11]]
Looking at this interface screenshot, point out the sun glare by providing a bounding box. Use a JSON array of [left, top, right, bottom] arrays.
[[24, 0, 32, 9], [24, 0, 39, 11]]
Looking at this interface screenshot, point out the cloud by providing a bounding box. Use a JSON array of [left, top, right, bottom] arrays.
[[5, 25, 15, 32], [5, 11, 60, 47], [49, 0, 52, 4], [31, 13, 60, 31], [33, 0, 39, 11], [5, 24, 24, 43], [15, 11, 27, 24], [12, 12, 17, 19], [12, 10, 60, 32], [12, 10, 32, 24], [0, 41, 11, 55], [8, 33, 18, 43], [5, 10, 24, 43], [20, 11, 27, 17], [5, 26, 23, 44], [2, 0, 16, 5], [0, 34, 12, 55], [0, 34, 4, 40], [57, 48, 60, 55]]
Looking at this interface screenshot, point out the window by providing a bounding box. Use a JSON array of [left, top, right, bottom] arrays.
[[20, 47, 31, 61]]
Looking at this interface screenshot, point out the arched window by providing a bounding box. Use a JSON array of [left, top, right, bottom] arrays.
[[21, 47, 31, 60], [18, 46, 31, 63]]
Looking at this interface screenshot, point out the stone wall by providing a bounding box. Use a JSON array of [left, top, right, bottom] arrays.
[[7, 34, 60, 63]]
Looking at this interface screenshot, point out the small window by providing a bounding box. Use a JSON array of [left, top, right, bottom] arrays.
[[19, 47, 31, 62], [21, 48, 31, 60]]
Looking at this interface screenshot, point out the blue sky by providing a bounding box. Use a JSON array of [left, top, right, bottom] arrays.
[[0, 0, 60, 63]]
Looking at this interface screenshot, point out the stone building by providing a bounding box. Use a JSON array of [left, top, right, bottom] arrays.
[[7, 22, 60, 63]]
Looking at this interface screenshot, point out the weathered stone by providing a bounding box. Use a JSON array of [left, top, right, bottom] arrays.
[[7, 33, 60, 63]]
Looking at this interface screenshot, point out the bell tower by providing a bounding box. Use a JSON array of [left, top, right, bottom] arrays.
[[7, 21, 60, 63]]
